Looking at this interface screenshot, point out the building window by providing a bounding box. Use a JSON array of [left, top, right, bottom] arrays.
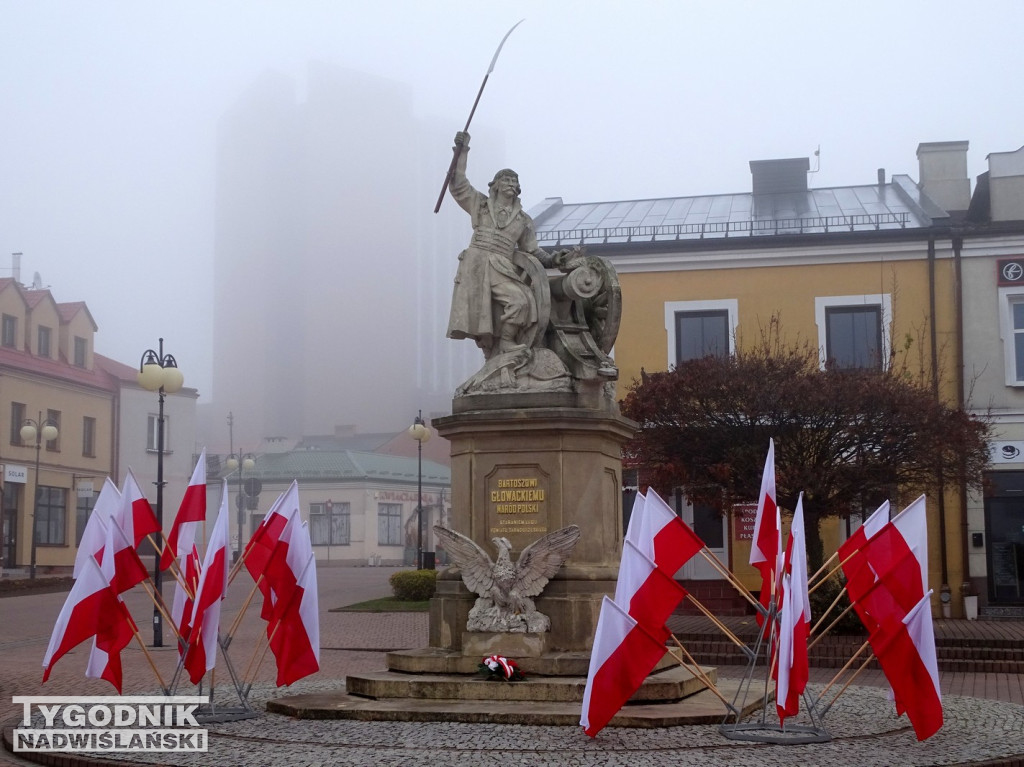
[[10, 402, 25, 446], [35, 486, 67, 545], [309, 501, 350, 546], [378, 503, 403, 546], [675, 310, 730, 362], [1, 314, 17, 348], [37, 325, 51, 358], [147, 414, 169, 452], [815, 294, 892, 371], [74, 336, 87, 367], [45, 409, 60, 452], [664, 299, 738, 367], [999, 289, 1024, 386], [82, 416, 96, 457], [75, 490, 96, 546]]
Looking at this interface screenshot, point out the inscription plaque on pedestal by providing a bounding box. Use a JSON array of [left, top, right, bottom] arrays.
[[487, 467, 550, 544]]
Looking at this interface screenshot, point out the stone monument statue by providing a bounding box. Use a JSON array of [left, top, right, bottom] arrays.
[[446, 132, 621, 406], [433, 524, 581, 633]]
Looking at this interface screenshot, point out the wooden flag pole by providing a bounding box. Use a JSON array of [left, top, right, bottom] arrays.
[[807, 602, 858, 650], [697, 548, 764, 612], [684, 593, 750, 650], [807, 551, 838, 586], [668, 635, 735, 712], [140, 579, 185, 646], [809, 584, 850, 637], [127, 618, 169, 693], [814, 637, 872, 704], [821, 652, 875, 715], [144, 533, 190, 596], [807, 550, 860, 596], [226, 574, 265, 642]]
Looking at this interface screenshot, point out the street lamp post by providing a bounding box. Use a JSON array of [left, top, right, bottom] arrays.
[[407, 411, 431, 570], [137, 338, 184, 648], [21, 412, 58, 580], [225, 451, 255, 563]]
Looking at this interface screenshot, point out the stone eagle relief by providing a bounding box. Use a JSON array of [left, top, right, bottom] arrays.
[[433, 524, 582, 633]]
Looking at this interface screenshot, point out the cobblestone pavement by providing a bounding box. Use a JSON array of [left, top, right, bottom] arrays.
[[2, 567, 1024, 766]]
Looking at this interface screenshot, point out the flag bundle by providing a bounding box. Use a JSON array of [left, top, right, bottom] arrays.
[[46, 476, 142, 692], [240, 482, 320, 686], [183, 484, 230, 685], [839, 495, 942, 739], [581, 489, 703, 737], [749, 439, 779, 624], [774, 493, 810, 724]]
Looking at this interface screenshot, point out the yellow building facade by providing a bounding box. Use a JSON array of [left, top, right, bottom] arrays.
[[532, 145, 978, 616], [0, 278, 118, 573]]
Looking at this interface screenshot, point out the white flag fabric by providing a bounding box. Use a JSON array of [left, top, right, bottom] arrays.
[[184, 482, 230, 684]]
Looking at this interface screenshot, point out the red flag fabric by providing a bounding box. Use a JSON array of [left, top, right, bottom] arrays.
[[837, 501, 890, 632], [119, 469, 160, 548], [105, 515, 150, 596], [775, 494, 810, 724], [244, 481, 300, 620], [172, 543, 201, 655], [871, 592, 943, 740], [613, 539, 687, 635], [265, 515, 320, 686], [42, 556, 123, 683], [161, 449, 207, 570], [73, 478, 121, 579], [580, 596, 669, 738], [850, 496, 929, 631], [632, 489, 705, 575], [85, 521, 137, 692], [749, 439, 779, 622], [184, 484, 230, 685]]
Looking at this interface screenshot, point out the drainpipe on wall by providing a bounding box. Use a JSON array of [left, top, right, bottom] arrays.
[[953, 234, 973, 614], [928, 237, 952, 616]]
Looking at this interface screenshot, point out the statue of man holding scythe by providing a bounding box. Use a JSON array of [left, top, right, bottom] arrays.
[[445, 130, 569, 360]]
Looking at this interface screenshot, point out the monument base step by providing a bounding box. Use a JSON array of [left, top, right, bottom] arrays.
[[345, 663, 714, 703], [267, 678, 757, 727]]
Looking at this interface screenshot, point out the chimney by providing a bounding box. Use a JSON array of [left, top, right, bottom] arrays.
[[917, 141, 970, 212], [749, 158, 810, 195], [877, 168, 886, 188], [11, 252, 20, 284], [986, 144, 1024, 222]]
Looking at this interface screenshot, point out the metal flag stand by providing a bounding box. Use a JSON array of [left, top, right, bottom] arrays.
[[168, 633, 258, 724], [718, 596, 831, 744]]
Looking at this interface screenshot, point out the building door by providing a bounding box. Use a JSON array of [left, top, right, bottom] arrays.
[[985, 471, 1024, 604], [679, 493, 727, 580], [2, 485, 18, 568]]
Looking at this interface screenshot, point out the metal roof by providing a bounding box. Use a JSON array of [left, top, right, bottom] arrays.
[[529, 174, 945, 247], [242, 449, 450, 485]]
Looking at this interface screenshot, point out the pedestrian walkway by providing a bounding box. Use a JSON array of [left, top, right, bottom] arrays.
[[2, 569, 1023, 766]]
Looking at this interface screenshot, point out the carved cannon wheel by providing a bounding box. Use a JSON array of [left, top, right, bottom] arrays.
[[511, 249, 552, 351]]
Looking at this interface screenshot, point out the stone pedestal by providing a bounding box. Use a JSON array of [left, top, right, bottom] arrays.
[[430, 405, 636, 653]]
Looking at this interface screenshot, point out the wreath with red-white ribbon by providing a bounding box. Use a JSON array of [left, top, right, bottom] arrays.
[[477, 654, 526, 682]]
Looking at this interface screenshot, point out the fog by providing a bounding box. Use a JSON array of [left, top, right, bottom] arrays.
[[1, 0, 1021, 445]]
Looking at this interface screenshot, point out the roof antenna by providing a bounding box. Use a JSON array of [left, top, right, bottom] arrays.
[[809, 145, 821, 174], [31, 271, 43, 290]]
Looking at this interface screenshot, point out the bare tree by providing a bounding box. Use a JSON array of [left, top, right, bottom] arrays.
[[620, 336, 991, 570]]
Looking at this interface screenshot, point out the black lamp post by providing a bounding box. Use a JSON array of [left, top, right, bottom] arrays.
[[138, 338, 183, 648], [21, 412, 58, 580], [225, 451, 255, 563], [407, 411, 431, 570]]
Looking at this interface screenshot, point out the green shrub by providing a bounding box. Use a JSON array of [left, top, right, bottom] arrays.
[[389, 569, 437, 601], [808, 575, 865, 635]]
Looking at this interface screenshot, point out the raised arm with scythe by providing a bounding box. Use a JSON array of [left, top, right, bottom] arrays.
[[433, 19, 524, 214]]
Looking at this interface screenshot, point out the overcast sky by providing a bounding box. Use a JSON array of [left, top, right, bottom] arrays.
[[1, 0, 1021, 402]]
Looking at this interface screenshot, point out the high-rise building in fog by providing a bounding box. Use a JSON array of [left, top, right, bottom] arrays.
[[209, 62, 497, 447]]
